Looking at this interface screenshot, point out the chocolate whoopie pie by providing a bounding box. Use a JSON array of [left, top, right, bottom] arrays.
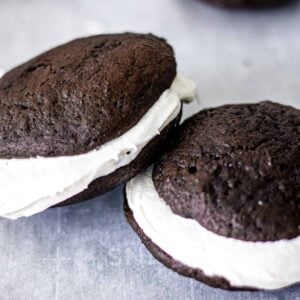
[[125, 101, 300, 291], [202, 0, 291, 8], [0, 33, 196, 219]]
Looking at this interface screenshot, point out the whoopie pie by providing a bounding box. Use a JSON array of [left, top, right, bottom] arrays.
[[202, 0, 290, 8], [125, 101, 300, 291], [0, 33, 196, 219]]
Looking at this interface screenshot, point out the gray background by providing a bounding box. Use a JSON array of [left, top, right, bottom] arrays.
[[0, 0, 300, 299]]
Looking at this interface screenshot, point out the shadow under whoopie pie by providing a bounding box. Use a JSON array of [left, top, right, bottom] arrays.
[[0, 33, 196, 219], [125, 101, 300, 291]]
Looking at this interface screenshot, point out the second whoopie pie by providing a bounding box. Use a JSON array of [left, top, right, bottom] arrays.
[[0, 33, 196, 219], [125, 101, 300, 291], [202, 0, 291, 8]]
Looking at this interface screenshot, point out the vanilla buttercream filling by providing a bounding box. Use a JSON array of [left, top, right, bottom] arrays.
[[126, 168, 300, 290], [0, 73, 196, 220]]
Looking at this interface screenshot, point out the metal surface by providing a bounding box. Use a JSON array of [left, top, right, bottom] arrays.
[[0, 0, 300, 299]]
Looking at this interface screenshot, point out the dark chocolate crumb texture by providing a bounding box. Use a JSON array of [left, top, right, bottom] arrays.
[[153, 101, 300, 242], [0, 33, 176, 158]]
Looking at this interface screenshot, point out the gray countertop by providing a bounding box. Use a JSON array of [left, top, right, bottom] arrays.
[[1, 0, 300, 299]]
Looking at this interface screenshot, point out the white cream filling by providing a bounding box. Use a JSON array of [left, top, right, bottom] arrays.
[[127, 168, 300, 290], [0, 73, 196, 220]]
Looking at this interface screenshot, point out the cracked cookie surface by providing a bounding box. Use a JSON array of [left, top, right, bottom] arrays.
[[0, 33, 176, 158], [153, 101, 300, 241]]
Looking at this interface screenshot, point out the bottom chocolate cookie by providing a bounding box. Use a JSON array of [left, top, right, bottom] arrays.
[[124, 198, 257, 291]]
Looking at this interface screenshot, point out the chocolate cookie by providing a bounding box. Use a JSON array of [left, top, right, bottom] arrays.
[[0, 33, 175, 158], [0, 33, 196, 219], [125, 101, 300, 291]]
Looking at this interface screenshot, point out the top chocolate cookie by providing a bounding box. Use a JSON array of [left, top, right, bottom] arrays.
[[153, 101, 300, 242], [0, 33, 176, 158]]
